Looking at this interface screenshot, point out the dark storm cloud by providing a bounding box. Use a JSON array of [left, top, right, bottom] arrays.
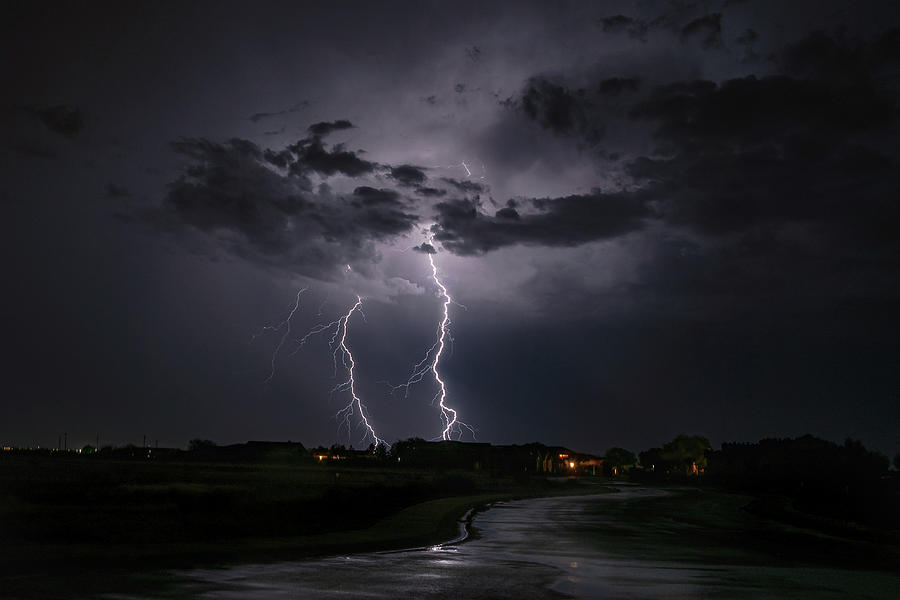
[[598, 14, 634, 32], [521, 78, 602, 141], [780, 28, 900, 78], [507, 28, 899, 249], [735, 28, 760, 62], [287, 136, 376, 177], [597, 14, 649, 40], [680, 13, 723, 49], [598, 77, 641, 95], [23, 104, 84, 138], [307, 119, 355, 137], [414, 186, 446, 198], [494, 206, 519, 220], [423, 23, 900, 339], [431, 191, 651, 255], [390, 164, 427, 187], [138, 136, 417, 278], [351, 186, 402, 206], [412, 242, 436, 254], [440, 178, 486, 195], [624, 32, 898, 240]]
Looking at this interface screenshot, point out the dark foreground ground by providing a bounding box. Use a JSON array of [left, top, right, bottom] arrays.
[[158, 486, 900, 599], [0, 453, 603, 598], [2, 454, 899, 599]]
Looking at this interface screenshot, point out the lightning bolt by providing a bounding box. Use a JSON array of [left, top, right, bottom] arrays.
[[330, 296, 387, 448], [254, 287, 307, 384], [257, 289, 386, 448], [427, 160, 487, 180], [428, 254, 467, 440], [393, 251, 474, 440]]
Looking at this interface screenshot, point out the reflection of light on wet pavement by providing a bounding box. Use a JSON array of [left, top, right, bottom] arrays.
[[160, 488, 900, 599]]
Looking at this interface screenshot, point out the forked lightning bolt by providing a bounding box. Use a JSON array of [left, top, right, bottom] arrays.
[[257, 290, 386, 448], [329, 296, 387, 448], [394, 252, 474, 440], [255, 287, 307, 384]]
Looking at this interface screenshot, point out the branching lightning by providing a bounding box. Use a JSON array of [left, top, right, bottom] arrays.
[[257, 288, 386, 448], [328, 296, 386, 448], [393, 251, 474, 440], [255, 258, 474, 446], [254, 287, 307, 384]]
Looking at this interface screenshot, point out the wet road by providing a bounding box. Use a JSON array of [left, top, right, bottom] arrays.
[[145, 486, 900, 599]]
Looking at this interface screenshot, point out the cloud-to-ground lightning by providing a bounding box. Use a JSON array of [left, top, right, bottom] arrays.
[[256, 287, 387, 448], [328, 296, 387, 448], [393, 250, 474, 440], [254, 287, 307, 384]]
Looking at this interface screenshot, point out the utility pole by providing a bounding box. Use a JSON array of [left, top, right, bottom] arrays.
[[64, 432, 67, 452], [96, 433, 99, 450]]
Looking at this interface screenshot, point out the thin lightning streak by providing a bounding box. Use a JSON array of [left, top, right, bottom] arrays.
[[428, 254, 471, 440], [391, 252, 474, 440], [257, 290, 386, 448], [426, 160, 487, 180], [256, 287, 307, 384], [331, 296, 386, 448]]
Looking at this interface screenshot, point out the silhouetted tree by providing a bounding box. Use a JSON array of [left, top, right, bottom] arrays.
[[604, 447, 637, 475], [706, 435, 893, 527], [661, 434, 711, 476], [639, 447, 665, 472], [188, 439, 216, 451], [389, 438, 427, 464], [375, 443, 388, 462]]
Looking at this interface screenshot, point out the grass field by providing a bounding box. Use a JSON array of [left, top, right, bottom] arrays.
[[0, 452, 609, 597]]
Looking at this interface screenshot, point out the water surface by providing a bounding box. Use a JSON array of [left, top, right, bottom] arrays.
[[134, 486, 899, 599]]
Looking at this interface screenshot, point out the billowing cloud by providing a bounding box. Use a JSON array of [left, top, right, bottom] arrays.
[[680, 13, 723, 49], [431, 191, 651, 255], [390, 164, 428, 187], [286, 136, 376, 177], [440, 178, 486, 195], [307, 119, 355, 137], [137, 136, 418, 279], [521, 78, 602, 142]]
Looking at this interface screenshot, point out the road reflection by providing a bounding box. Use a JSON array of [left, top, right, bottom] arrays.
[[164, 487, 900, 599]]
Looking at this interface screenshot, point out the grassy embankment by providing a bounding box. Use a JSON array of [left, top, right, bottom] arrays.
[[0, 453, 610, 579]]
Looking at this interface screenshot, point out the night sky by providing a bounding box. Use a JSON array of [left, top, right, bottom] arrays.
[[3, 1, 899, 457]]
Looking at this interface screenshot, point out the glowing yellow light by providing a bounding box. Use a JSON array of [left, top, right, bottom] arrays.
[[569, 461, 575, 468]]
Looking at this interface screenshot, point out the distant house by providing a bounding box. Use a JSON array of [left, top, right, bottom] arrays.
[[535, 447, 603, 475], [388, 440, 601, 476]]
